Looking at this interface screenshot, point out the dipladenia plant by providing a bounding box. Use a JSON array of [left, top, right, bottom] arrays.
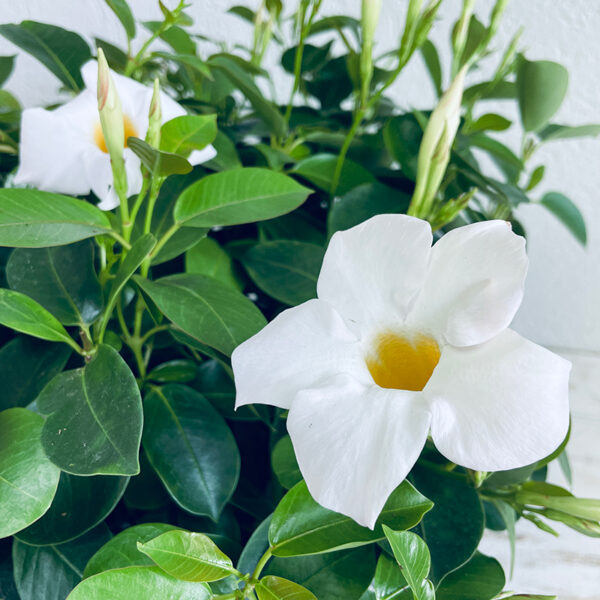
[[0, 0, 597, 599]]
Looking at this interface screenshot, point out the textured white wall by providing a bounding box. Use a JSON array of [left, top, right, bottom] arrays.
[[1, 0, 599, 352]]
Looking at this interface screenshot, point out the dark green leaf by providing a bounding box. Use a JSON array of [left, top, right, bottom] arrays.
[[105, 0, 136, 39], [0, 56, 15, 87], [128, 137, 192, 177], [7, 240, 103, 325], [95, 38, 128, 71], [0, 189, 112, 247], [282, 43, 332, 74], [271, 435, 302, 490], [0, 408, 60, 538], [161, 115, 217, 156], [307, 16, 360, 38], [420, 40, 442, 97], [123, 452, 171, 511], [185, 237, 240, 290], [383, 115, 423, 180], [174, 168, 311, 228], [142, 385, 240, 520], [269, 480, 433, 556], [437, 552, 505, 600], [0, 21, 91, 91], [227, 6, 255, 24], [372, 553, 410, 600], [540, 192, 586, 245], [37, 344, 142, 476], [152, 227, 206, 265], [15, 472, 127, 546], [147, 359, 197, 384]]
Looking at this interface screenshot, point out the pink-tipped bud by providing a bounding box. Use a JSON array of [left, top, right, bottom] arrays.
[[97, 48, 125, 162]]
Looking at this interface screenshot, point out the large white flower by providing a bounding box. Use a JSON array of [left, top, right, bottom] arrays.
[[232, 215, 570, 528], [14, 61, 216, 210]]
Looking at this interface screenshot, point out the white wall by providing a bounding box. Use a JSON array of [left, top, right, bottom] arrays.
[[1, 0, 599, 352]]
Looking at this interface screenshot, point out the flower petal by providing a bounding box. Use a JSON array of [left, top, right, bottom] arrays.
[[426, 329, 571, 471], [288, 374, 431, 528], [188, 145, 217, 165], [408, 220, 527, 346], [317, 214, 433, 334], [232, 299, 367, 410]]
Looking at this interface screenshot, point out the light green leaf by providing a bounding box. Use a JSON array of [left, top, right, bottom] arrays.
[[128, 136, 192, 177], [67, 566, 211, 600], [185, 237, 240, 289], [105, 0, 136, 39], [37, 344, 142, 476], [174, 168, 311, 228], [540, 192, 586, 245], [269, 480, 433, 557], [517, 59, 568, 132], [134, 274, 266, 356], [138, 530, 234, 582], [0, 21, 91, 91], [256, 576, 317, 600], [0, 408, 60, 538], [142, 385, 240, 521], [537, 123, 600, 142], [271, 435, 302, 490], [467, 113, 512, 133], [161, 115, 217, 156], [0, 189, 112, 247], [436, 552, 505, 600]]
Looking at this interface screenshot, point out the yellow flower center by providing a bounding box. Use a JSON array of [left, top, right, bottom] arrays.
[[366, 332, 441, 391], [93, 116, 138, 153]]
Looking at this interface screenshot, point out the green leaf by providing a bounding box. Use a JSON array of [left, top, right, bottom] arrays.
[[174, 168, 311, 228], [0, 337, 70, 410], [161, 115, 217, 156], [12, 525, 112, 600], [7, 240, 103, 325], [0, 408, 60, 538], [540, 192, 586, 245], [147, 359, 197, 384], [37, 344, 142, 476], [134, 274, 266, 356], [123, 451, 171, 511], [0, 55, 15, 87], [372, 554, 410, 600], [138, 530, 234, 582], [282, 43, 332, 74], [128, 137, 192, 177], [95, 38, 128, 71], [436, 553, 505, 600], [153, 51, 212, 78], [105, 0, 136, 39], [209, 54, 286, 138], [142, 385, 240, 520], [291, 154, 374, 196], [143, 21, 196, 55], [67, 566, 211, 600], [227, 6, 255, 24], [411, 467, 484, 584], [0, 21, 91, 91], [185, 237, 240, 290], [468, 134, 523, 182], [241, 241, 323, 305], [84, 523, 179, 577], [307, 16, 361, 38], [383, 528, 431, 600], [537, 123, 600, 142], [271, 435, 302, 490], [383, 115, 423, 180], [267, 546, 376, 600], [0, 189, 112, 247], [152, 228, 206, 265], [15, 472, 127, 545], [420, 40, 442, 98], [0, 289, 79, 350], [269, 480, 433, 557], [467, 113, 512, 133], [517, 59, 568, 132], [256, 576, 317, 600]]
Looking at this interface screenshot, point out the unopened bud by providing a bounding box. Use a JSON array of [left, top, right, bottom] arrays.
[[146, 78, 162, 149], [97, 48, 125, 163], [359, 0, 382, 107]]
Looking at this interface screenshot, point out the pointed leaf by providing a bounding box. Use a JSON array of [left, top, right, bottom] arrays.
[[0, 55, 15, 87], [538, 123, 600, 142], [185, 237, 240, 289], [105, 0, 136, 39], [436, 552, 505, 600], [540, 192, 586, 245], [256, 576, 317, 600], [128, 136, 192, 176], [372, 554, 410, 600], [161, 115, 217, 155]]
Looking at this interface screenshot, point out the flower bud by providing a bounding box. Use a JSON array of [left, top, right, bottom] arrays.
[[97, 48, 125, 164], [146, 78, 162, 149], [359, 0, 382, 107]]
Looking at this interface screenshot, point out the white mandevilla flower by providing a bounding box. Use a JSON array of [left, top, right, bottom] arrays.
[[14, 61, 216, 210], [232, 215, 571, 529]]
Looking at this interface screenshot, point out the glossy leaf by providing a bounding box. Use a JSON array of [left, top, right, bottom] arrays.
[[67, 566, 211, 600], [0, 189, 112, 247], [128, 136, 192, 176], [147, 359, 197, 384], [142, 385, 240, 520], [0, 408, 60, 538], [540, 192, 586, 245], [0, 21, 91, 91], [0, 337, 70, 410], [269, 480, 433, 556], [12, 525, 112, 600], [134, 274, 266, 356], [174, 168, 311, 228], [436, 552, 505, 600], [7, 240, 103, 325], [0, 289, 79, 349], [256, 576, 317, 600], [138, 530, 234, 582], [271, 435, 302, 490], [185, 237, 240, 289], [37, 344, 142, 476], [105, 0, 136, 39], [161, 115, 217, 156], [15, 472, 127, 545], [241, 241, 323, 305], [372, 553, 410, 600], [517, 59, 568, 131], [84, 523, 178, 577]]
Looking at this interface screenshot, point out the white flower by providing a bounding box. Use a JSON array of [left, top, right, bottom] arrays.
[[232, 215, 570, 529], [14, 61, 216, 210]]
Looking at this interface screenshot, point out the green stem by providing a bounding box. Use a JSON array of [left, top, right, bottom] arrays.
[[128, 175, 151, 237], [139, 324, 170, 345], [251, 548, 272, 582], [109, 230, 132, 251], [284, 9, 308, 127], [330, 109, 364, 196], [147, 222, 181, 268], [143, 176, 163, 236]]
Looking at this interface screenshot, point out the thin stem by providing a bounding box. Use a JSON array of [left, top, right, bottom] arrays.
[[284, 6, 308, 127], [330, 109, 364, 196], [139, 324, 170, 345], [128, 175, 151, 237], [143, 176, 163, 236], [148, 222, 181, 267], [108, 230, 132, 250], [251, 548, 272, 582]]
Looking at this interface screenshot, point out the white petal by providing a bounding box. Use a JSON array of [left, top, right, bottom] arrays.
[[317, 214, 433, 335], [188, 145, 217, 165], [407, 221, 527, 346], [232, 299, 368, 410], [82, 148, 118, 210], [288, 374, 431, 528], [426, 329, 571, 471], [14, 107, 91, 195]]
